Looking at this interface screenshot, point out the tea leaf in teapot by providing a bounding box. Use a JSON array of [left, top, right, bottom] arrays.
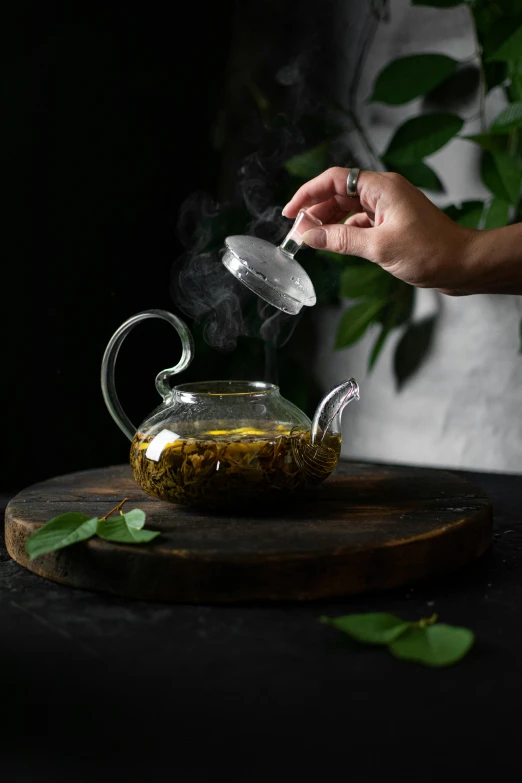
[[320, 613, 412, 644], [97, 512, 160, 544], [25, 513, 98, 561]]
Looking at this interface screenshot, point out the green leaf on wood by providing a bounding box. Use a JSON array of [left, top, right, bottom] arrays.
[[483, 197, 511, 229], [97, 515, 160, 544], [394, 316, 437, 390], [481, 151, 522, 204], [283, 142, 329, 180], [444, 200, 484, 228], [339, 263, 392, 299], [487, 25, 522, 61], [382, 113, 463, 165], [321, 614, 412, 645], [25, 513, 98, 561], [122, 509, 147, 529], [388, 624, 474, 667], [370, 54, 457, 105], [392, 161, 444, 191], [335, 299, 386, 349], [463, 133, 509, 153], [491, 102, 522, 132]]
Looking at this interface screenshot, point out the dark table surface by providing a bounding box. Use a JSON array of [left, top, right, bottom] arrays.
[[2, 465, 521, 782]]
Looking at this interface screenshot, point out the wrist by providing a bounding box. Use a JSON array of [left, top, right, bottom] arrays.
[[465, 224, 522, 295]]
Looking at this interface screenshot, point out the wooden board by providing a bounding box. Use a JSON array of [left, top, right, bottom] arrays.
[[4, 462, 493, 603]]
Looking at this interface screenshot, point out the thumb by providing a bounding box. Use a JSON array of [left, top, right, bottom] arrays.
[[303, 224, 372, 258]]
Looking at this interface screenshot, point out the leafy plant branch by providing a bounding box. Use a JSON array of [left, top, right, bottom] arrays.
[[284, 0, 522, 388]]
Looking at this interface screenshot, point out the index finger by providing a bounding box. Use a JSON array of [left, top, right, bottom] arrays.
[[282, 166, 362, 218]]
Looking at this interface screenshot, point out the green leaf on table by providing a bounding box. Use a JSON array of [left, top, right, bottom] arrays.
[[335, 299, 386, 349], [487, 25, 522, 62], [443, 200, 484, 228], [25, 513, 98, 561], [283, 142, 329, 180], [462, 133, 508, 153], [97, 513, 160, 544], [491, 102, 522, 132], [483, 197, 511, 229], [122, 508, 147, 529], [339, 262, 392, 299], [388, 624, 474, 667], [370, 54, 457, 105], [321, 614, 412, 645], [382, 113, 463, 165], [481, 151, 522, 204], [392, 161, 444, 192], [412, 0, 463, 6], [394, 315, 437, 390]]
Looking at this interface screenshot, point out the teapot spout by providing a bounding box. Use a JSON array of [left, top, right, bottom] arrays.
[[311, 378, 360, 446]]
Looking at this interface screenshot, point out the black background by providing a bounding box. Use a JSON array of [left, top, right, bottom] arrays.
[[4, 3, 235, 491]]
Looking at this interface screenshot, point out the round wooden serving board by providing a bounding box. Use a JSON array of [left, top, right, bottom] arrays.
[[4, 463, 493, 603]]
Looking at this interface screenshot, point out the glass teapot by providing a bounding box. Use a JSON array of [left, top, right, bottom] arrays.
[[101, 310, 359, 507]]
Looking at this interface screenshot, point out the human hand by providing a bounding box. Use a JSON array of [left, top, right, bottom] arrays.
[[282, 167, 479, 296]]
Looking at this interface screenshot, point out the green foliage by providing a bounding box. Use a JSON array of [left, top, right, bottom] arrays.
[[322, 613, 411, 644], [491, 102, 522, 132], [394, 316, 437, 390], [25, 502, 158, 560], [482, 151, 522, 204], [25, 513, 98, 561], [370, 54, 457, 105], [335, 299, 386, 349], [382, 113, 464, 165], [276, 0, 522, 387], [487, 24, 522, 62], [443, 200, 484, 228], [392, 161, 444, 191], [321, 612, 475, 667], [389, 624, 475, 667], [284, 142, 329, 180], [483, 197, 511, 229], [463, 132, 508, 152]]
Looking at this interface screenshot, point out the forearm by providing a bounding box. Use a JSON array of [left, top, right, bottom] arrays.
[[465, 223, 522, 295]]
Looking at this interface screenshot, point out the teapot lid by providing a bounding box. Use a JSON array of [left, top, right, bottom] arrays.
[[222, 209, 321, 315]]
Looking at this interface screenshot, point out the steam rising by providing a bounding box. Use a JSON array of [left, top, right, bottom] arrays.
[[171, 150, 302, 365], [170, 55, 316, 377]]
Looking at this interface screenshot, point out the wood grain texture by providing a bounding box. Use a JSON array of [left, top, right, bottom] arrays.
[[4, 462, 493, 603]]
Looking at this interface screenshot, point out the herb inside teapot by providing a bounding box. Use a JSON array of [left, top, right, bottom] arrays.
[[130, 427, 342, 506]]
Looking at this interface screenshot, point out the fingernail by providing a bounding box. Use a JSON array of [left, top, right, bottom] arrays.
[[282, 205, 289, 217], [303, 228, 327, 249]]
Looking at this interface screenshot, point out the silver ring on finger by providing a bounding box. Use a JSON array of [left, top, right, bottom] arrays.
[[346, 168, 362, 198]]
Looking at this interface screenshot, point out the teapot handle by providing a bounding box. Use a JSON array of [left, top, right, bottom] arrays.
[[101, 309, 195, 442]]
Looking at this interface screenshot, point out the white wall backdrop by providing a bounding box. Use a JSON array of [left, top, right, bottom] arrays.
[[316, 0, 522, 474]]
